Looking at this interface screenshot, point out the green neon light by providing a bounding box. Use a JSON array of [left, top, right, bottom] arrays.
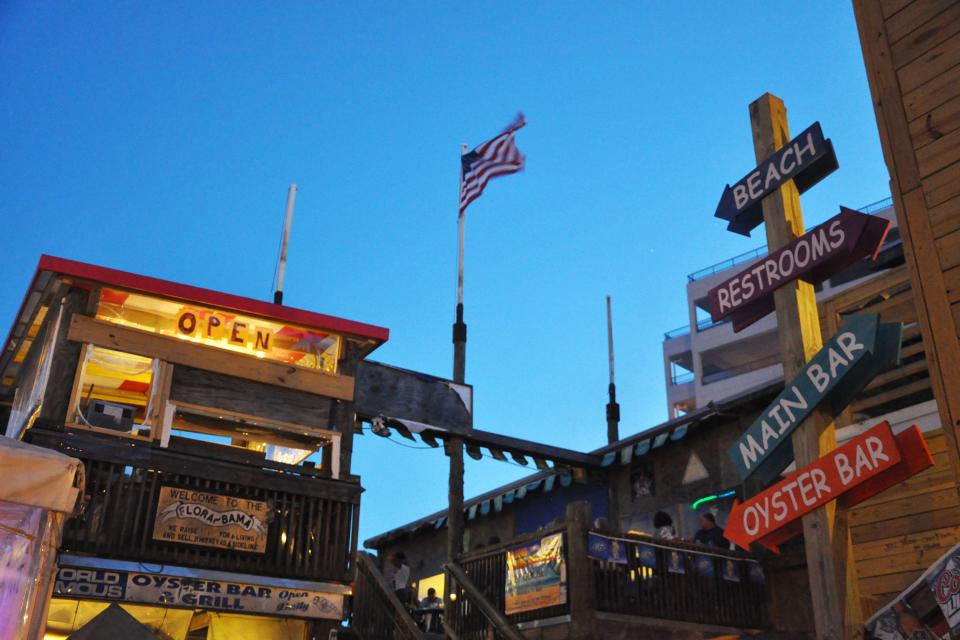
[[691, 494, 718, 510], [690, 490, 736, 510]]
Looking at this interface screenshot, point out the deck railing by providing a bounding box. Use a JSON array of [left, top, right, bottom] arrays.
[[444, 561, 524, 640], [591, 535, 767, 629], [444, 513, 768, 633], [26, 425, 361, 584], [449, 523, 571, 635]]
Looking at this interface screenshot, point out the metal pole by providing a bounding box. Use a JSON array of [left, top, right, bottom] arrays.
[[605, 295, 620, 443], [274, 183, 297, 305], [448, 145, 468, 571]]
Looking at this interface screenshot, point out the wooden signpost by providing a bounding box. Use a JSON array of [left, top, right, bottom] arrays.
[[707, 208, 891, 332], [717, 94, 936, 638], [715, 121, 838, 236], [722, 94, 858, 638]]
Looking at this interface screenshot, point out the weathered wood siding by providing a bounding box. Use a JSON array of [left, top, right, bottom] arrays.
[[855, 0, 960, 484], [850, 429, 960, 604]]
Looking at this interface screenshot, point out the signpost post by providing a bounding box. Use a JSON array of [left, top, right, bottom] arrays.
[[744, 93, 860, 638]]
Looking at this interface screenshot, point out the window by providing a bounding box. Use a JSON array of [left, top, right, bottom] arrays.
[[69, 346, 156, 437]]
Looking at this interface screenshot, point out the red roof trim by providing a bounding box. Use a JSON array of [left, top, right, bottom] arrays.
[[36, 255, 389, 342]]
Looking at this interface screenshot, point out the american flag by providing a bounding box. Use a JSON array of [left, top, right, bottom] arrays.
[[459, 113, 526, 214]]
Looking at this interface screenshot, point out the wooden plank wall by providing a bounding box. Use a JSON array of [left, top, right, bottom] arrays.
[[819, 265, 953, 605], [854, 0, 960, 497], [850, 429, 960, 605]]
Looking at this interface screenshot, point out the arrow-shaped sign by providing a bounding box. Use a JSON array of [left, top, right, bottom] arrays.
[[725, 421, 901, 552], [707, 207, 892, 333], [715, 122, 838, 237], [725, 423, 933, 552], [749, 318, 904, 486], [728, 314, 903, 483]]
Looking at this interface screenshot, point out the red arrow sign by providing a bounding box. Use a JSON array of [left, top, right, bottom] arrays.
[[725, 421, 902, 551], [744, 426, 934, 553]]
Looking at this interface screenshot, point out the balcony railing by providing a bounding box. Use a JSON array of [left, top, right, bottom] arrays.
[[25, 424, 361, 584], [591, 535, 766, 629], [447, 517, 767, 634]]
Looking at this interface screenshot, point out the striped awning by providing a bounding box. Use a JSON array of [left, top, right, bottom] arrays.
[[600, 421, 691, 467]]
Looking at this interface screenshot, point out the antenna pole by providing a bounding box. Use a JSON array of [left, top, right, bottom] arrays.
[[606, 295, 620, 443], [274, 183, 298, 305]]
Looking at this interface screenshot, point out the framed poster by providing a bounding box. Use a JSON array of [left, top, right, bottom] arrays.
[[152, 486, 269, 553], [504, 533, 567, 615], [630, 461, 654, 500]]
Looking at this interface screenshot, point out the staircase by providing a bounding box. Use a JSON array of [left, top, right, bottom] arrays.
[[346, 553, 522, 640], [348, 552, 432, 640]]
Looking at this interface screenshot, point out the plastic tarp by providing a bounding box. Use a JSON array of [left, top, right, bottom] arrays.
[[206, 612, 306, 640], [0, 437, 82, 513]]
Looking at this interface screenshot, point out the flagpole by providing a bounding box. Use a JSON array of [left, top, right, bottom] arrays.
[[454, 143, 467, 381], [274, 183, 298, 305], [447, 143, 468, 572], [606, 295, 620, 443]]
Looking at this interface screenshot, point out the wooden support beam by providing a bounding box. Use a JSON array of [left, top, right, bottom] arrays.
[[67, 315, 355, 401], [750, 93, 862, 638]]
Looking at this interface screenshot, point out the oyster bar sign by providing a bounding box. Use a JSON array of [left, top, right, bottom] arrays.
[[152, 486, 269, 553], [53, 566, 344, 620]]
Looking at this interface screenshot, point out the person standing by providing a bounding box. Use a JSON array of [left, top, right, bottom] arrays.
[[693, 513, 727, 547], [388, 552, 412, 606]]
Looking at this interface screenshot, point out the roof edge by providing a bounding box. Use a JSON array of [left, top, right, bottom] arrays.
[[37, 255, 389, 342]]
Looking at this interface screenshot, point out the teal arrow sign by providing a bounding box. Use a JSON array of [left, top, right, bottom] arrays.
[[729, 314, 903, 483]]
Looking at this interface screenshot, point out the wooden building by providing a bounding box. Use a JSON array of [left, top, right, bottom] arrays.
[[0, 255, 389, 639], [364, 255, 955, 637], [854, 0, 960, 494]]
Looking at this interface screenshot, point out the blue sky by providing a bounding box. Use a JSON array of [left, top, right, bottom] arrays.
[[0, 2, 889, 544]]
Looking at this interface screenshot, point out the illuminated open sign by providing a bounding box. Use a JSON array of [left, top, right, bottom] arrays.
[[96, 288, 342, 373]]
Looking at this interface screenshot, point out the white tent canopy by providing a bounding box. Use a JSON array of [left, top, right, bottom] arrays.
[[0, 437, 82, 514]]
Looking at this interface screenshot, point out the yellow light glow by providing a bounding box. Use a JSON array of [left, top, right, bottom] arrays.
[[96, 288, 342, 373]]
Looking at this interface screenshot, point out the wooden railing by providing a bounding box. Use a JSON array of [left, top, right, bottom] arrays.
[[591, 535, 767, 629], [26, 425, 361, 583], [352, 552, 425, 640], [450, 523, 571, 634], [444, 561, 524, 640], [443, 516, 767, 634]]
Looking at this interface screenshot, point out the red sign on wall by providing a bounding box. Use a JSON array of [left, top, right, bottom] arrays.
[[725, 421, 932, 552]]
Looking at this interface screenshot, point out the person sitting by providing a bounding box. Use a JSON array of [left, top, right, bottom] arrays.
[[420, 587, 442, 609], [418, 587, 443, 632], [693, 512, 727, 547]]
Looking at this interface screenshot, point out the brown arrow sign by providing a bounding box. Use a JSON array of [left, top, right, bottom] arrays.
[[706, 207, 891, 332]]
